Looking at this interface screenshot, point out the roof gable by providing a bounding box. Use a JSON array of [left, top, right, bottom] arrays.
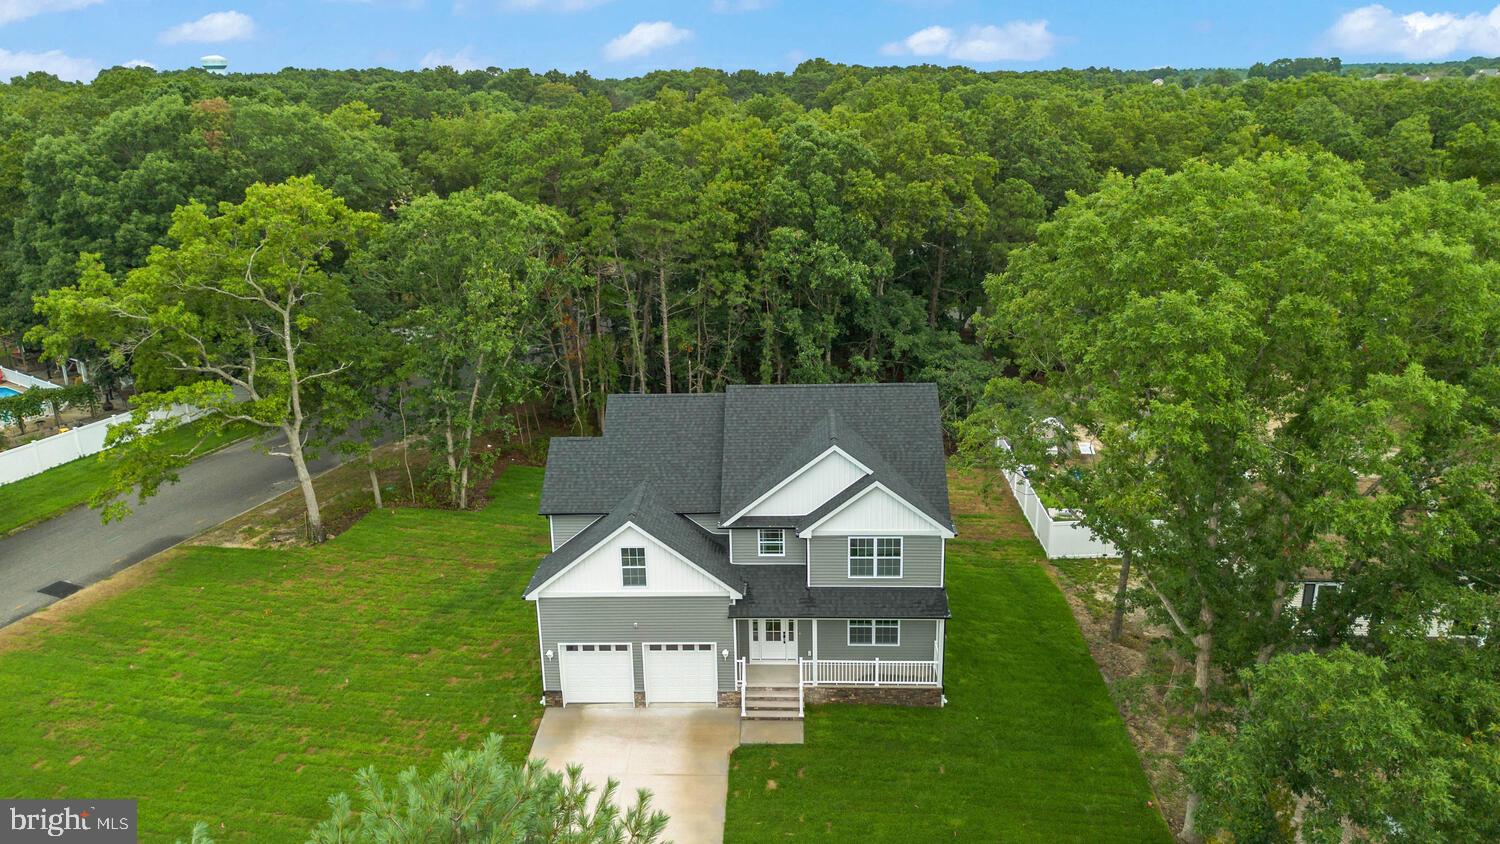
[[799, 481, 955, 537], [536, 522, 732, 596], [525, 483, 741, 598], [718, 384, 951, 525], [728, 444, 869, 523]]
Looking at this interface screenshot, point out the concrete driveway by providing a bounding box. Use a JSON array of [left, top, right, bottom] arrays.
[[529, 706, 741, 844]]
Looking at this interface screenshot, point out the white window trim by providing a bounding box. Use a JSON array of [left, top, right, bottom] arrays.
[[847, 619, 901, 647], [620, 547, 647, 588], [847, 536, 903, 579], [758, 528, 786, 557]]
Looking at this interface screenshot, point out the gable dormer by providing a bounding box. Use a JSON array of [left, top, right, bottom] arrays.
[[729, 446, 870, 521]]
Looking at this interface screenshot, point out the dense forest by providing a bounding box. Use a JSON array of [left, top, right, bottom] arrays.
[[8, 60, 1500, 428], [3, 59, 1498, 841]]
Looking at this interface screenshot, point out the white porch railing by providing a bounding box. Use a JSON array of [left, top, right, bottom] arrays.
[[735, 657, 747, 717], [799, 658, 939, 687], [795, 658, 805, 716]]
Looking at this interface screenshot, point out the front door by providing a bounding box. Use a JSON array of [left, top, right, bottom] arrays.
[[750, 618, 797, 662]]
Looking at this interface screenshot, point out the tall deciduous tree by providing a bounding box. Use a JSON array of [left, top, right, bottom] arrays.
[[965, 152, 1500, 838], [356, 189, 560, 508], [30, 177, 379, 542]]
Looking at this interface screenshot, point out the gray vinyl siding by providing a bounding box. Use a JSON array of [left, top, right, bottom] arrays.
[[685, 514, 726, 534], [807, 535, 944, 586], [537, 596, 734, 692], [550, 515, 601, 549], [730, 528, 807, 565], [814, 618, 938, 662]]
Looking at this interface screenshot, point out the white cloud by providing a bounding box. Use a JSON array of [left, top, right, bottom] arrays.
[[0, 47, 97, 80], [0, 0, 101, 26], [419, 46, 488, 71], [1328, 4, 1500, 59], [882, 25, 954, 56], [122, 59, 156, 69], [603, 20, 692, 61], [158, 10, 255, 44], [882, 20, 1057, 62], [712, 0, 770, 12]]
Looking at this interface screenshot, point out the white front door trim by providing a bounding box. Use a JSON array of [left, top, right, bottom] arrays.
[[748, 617, 799, 663]]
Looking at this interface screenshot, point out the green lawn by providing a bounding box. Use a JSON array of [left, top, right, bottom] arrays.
[[724, 473, 1172, 843], [0, 419, 254, 536], [0, 466, 549, 842]]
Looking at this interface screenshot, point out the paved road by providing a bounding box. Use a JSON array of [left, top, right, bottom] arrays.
[[0, 433, 350, 628]]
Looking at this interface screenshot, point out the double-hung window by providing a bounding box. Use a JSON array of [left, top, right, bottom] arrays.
[[848, 537, 902, 578], [848, 619, 900, 646], [757, 528, 785, 556], [620, 547, 647, 587]]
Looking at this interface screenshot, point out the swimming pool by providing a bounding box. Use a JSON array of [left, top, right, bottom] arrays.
[[0, 386, 18, 398]]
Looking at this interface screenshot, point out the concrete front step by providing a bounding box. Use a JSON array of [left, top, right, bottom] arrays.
[[745, 687, 799, 699], [745, 699, 800, 710], [742, 709, 802, 721]]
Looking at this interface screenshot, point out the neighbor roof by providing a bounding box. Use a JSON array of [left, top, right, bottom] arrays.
[[524, 482, 737, 597]]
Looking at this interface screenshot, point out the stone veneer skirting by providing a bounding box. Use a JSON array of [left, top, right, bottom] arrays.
[[806, 686, 944, 707]]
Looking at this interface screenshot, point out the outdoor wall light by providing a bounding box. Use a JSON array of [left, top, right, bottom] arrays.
[[720, 649, 729, 659], [545, 650, 554, 659]]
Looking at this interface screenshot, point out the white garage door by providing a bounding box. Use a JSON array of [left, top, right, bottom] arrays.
[[643, 643, 718, 704], [559, 643, 634, 704]]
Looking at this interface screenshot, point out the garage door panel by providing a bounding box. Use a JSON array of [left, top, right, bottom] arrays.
[[560, 643, 634, 704], [643, 642, 717, 704]]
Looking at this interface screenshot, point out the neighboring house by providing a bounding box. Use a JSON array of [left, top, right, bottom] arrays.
[[524, 383, 954, 717]]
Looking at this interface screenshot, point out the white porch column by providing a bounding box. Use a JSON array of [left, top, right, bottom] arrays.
[[934, 619, 945, 686], [811, 619, 819, 685]]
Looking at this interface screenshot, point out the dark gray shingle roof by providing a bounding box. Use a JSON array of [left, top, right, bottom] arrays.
[[524, 483, 736, 597], [718, 384, 951, 526], [727, 565, 950, 618], [539, 393, 724, 514], [541, 385, 949, 525]]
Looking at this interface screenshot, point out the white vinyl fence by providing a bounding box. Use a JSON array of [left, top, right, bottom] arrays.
[[997, 439, 1119, 560], [1, 365, 62, 392], [0, 402, 203, 486]]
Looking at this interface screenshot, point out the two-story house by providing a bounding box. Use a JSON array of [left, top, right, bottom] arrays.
[[523, 383, 953, 718]]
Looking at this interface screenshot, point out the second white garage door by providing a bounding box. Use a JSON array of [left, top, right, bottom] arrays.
[[643, 642, 718, 704], [559, 643, 634, 704]]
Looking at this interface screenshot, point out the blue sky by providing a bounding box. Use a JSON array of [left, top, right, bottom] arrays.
[[4, 1, 1500, 81]]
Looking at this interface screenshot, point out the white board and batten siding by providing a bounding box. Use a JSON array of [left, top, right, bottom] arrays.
[[739, 448, 866, 517], [540, 524, 729, 596], [804, 484, 948, 536], [548, 515, 601, 550]]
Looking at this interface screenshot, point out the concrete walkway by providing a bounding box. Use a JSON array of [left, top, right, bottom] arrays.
[[529, 706, 741, 844]]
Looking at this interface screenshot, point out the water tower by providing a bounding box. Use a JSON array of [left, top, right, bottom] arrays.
[[201, 55, 229, 74]]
